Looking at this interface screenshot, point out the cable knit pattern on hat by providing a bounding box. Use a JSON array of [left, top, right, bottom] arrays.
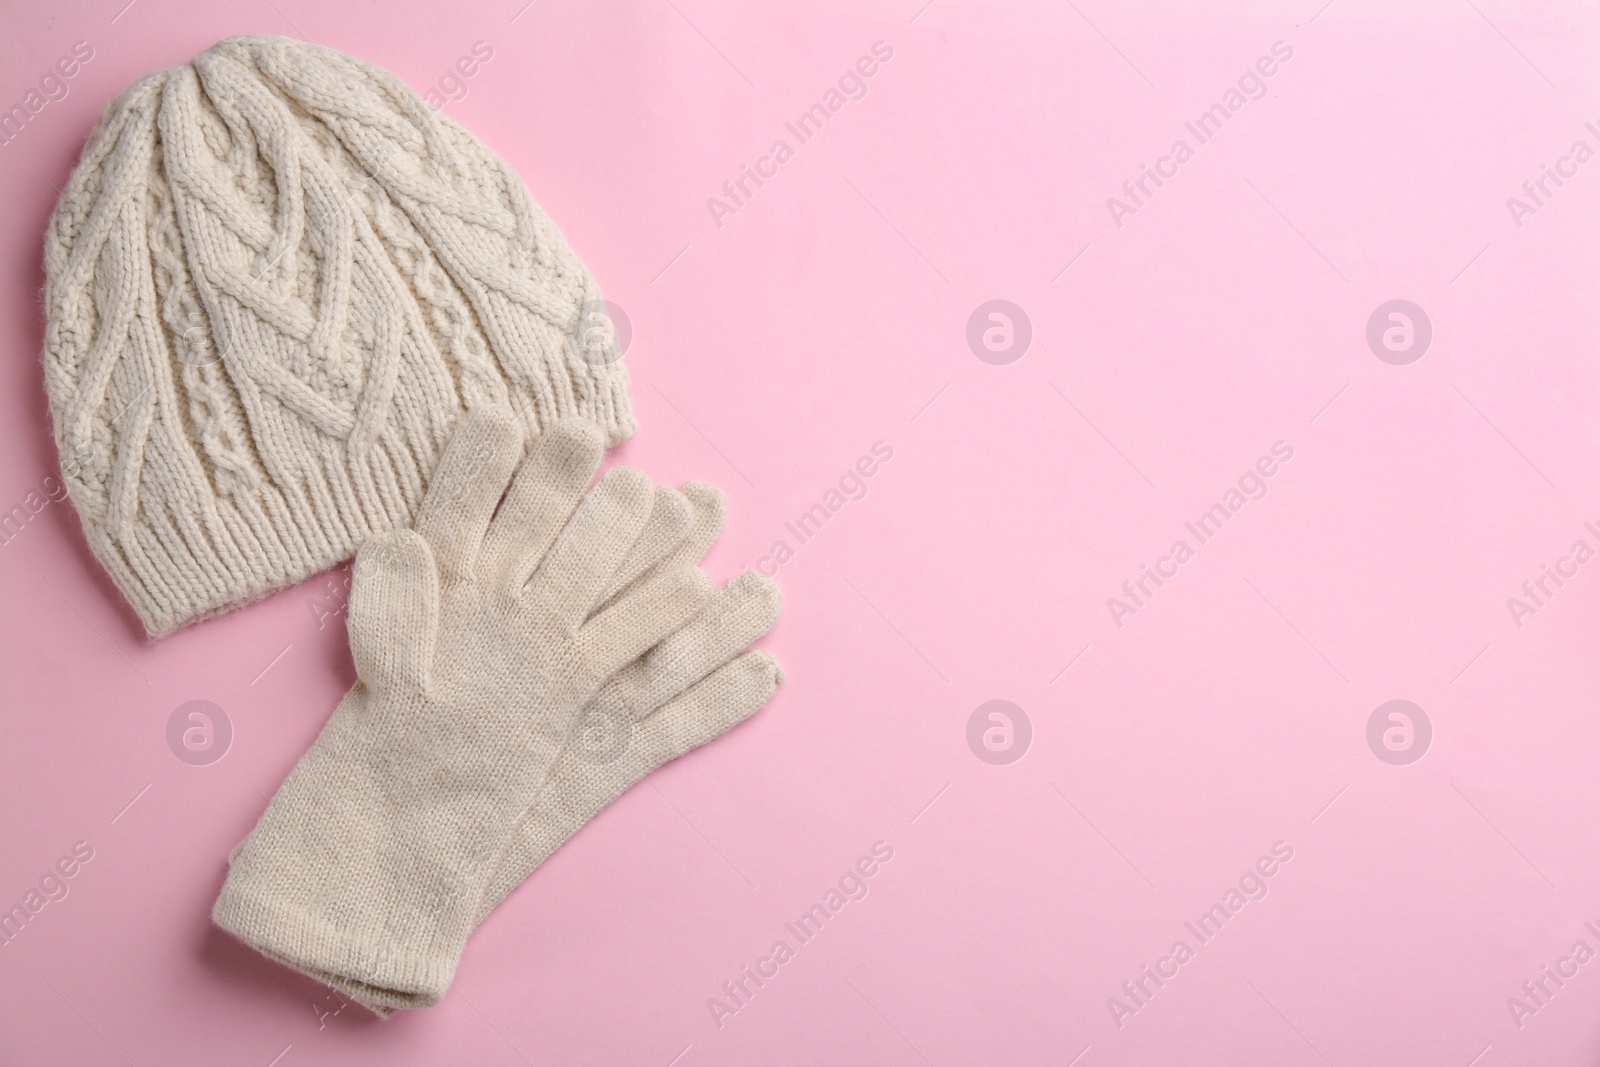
[[42, 35, 634, 638]]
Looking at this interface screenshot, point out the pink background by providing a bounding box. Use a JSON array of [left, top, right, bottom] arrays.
[[3, 0, 1600, 1063]]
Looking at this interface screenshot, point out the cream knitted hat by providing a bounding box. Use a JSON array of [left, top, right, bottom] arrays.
[[42, 35, 634, 638]]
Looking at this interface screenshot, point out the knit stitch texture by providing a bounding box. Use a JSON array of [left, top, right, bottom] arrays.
[[42, 35, 633, 638]]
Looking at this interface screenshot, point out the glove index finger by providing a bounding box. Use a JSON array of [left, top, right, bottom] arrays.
[[482, 418, 607, 597], [412, 406, 525, 584]]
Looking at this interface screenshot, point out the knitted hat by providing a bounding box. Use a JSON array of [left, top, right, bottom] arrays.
[[42, 35, 634, 639]]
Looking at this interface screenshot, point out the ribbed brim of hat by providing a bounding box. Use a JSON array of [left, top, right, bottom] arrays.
[[84, 417, 440, 638]]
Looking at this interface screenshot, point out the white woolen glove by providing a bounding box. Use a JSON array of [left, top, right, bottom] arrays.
[[328, 485, 785, 1014], [213, 407, 716, 1008]]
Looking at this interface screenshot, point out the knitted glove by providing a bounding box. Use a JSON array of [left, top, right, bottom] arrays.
[[277, 473, 783, 1014], [213, 407, 714, 1008]]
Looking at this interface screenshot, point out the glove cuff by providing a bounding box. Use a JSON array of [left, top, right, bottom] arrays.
[[212, 874, 459, 1008], [210, 686, 487, 1008]]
